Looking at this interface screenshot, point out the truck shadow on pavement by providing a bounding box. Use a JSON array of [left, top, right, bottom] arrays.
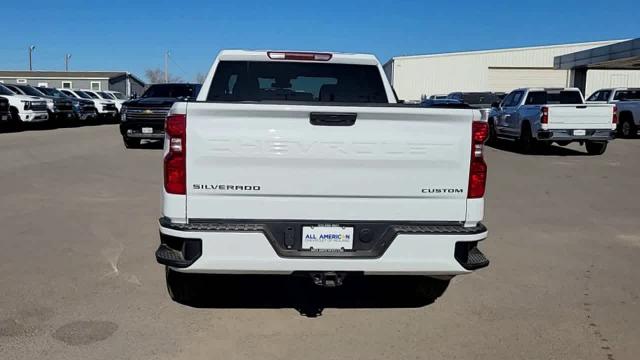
[[179, 275, 450, 317], [487, 140, 588, 156]]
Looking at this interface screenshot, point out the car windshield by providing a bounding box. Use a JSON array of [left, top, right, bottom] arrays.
[[38, 88, 67, 98], [17, 85, 45, 97], [0, 84, 16, 95], [207, 61, 387, 103], [110, 92, 127, 99], [99, 92, 115, 99], [84, 91, 100, 99], [142, 84, 201, 98], [74, 91, 92, 99]]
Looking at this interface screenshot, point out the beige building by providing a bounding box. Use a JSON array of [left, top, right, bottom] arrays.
[[383, 40, 640, 101]]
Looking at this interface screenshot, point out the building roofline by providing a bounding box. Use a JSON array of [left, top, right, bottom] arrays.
[[385, 39, 629, 65], [0, 70, 146, 84]]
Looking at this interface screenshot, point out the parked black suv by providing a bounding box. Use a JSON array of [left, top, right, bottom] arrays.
[[37, 87, 98, 122], [119, 83, 201, 148]]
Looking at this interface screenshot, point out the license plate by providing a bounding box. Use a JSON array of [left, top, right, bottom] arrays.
[[573, 129, 586, 136], [141, 127, 153, 134], [1, 115, 6, 121], [302, 226, 354, 251]]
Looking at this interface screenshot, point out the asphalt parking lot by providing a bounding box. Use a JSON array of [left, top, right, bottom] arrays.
[[0, 124, 639, 360]]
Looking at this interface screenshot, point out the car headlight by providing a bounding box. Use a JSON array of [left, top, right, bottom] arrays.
[[22, 100, 31, 110], [47, 100, 55, 111]]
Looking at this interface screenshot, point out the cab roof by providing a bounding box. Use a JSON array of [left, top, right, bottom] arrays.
[[217, 50, 381, 66]]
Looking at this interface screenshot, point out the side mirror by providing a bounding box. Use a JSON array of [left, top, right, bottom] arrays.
[[491, 101, 500, 109]]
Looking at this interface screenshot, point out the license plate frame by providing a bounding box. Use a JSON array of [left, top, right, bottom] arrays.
[[302, 225, 354, 251]]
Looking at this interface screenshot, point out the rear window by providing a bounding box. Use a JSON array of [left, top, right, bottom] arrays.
[[207, 61, 388, 103], [142, 84, 201, 99], [613, 90, 640, 101], [525, 91, 583, 105]]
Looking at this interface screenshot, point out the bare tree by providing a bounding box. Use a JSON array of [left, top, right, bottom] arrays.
[[195, 72, 207, 84], [145, 68, 183, 84]]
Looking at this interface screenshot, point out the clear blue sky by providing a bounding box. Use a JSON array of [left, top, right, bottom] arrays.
[[2, 0, 638, 82]]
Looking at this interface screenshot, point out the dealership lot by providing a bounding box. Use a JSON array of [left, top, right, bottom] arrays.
[[0, 125, 639, 360]]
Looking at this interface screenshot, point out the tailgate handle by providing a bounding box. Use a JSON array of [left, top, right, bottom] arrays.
[[309, 112, 357, 126], [575, 105, 587, 109]]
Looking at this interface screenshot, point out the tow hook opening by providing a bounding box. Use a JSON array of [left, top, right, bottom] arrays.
[[309, 272, 348, 288]]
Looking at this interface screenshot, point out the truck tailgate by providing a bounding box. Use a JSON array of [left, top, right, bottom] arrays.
[[185, 103, 475, 221], [547, 104, 613, 129]]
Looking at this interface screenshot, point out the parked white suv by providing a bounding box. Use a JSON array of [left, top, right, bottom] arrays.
[[58, 89, 113, 119], [80, 90, 119, 118], [0, 83, 49, 126], [99, 90, 127, 111], [156, 50, 490, 303]]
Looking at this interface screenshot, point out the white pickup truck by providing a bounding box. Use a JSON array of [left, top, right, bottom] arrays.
[[0, 83, 49, 127], [489, 88, 616, 155], [587, 88, 640, 138], [156, 50, 490, 303]]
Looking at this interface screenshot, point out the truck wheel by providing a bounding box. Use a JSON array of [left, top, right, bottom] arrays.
[[9, 107, 22, 131], [585, 141, 607, 155], [165, 267, 200, 304], [123, 136, 140, 149], [518, 124, 535, 154], [620, 119, 637, 138], [413, 277, 451, 304], [487, 118, 497, 145]]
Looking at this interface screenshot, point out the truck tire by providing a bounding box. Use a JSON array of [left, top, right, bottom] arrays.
[[518, 123, 535, 154], [123, 136, 140, 149], [9, 107, 22, 130], [413, 277, 451, 304], [619, 118, 637, 138], [487, 118, 497, 145], [165, 267, 201, 305], [585, 141, 607, 155]]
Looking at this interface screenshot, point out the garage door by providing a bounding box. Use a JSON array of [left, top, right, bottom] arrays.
[[488, 68, 570, 92]]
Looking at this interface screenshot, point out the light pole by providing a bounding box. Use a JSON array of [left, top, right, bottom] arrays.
[[65, 54, 72, 71], [28, 45, 36, 71], [164, 51, 170, 83]]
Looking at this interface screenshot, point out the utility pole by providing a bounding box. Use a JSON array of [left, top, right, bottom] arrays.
[[164, 51, 170, 83], [65, 54, 72, 71], [28, 45, 36, 71]]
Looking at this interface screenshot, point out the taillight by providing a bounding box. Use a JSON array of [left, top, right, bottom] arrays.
[[612, 105, 618, 124], [164, 114, 186, 194], [541, 106, 549, 124], [267, 51, 332, 61], [468, 121, 488, 199]]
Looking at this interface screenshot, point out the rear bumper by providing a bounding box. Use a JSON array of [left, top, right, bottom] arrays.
[[537, 129, 615, 141], [120, 121, 165, 139], [157, 218, 489, 275]]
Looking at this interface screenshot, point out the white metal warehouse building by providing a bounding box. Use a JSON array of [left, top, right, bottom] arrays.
[[383, 40, 640, 101]]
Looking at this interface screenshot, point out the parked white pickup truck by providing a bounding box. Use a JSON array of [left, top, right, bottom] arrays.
[[0, 83, 49, 127], [489, 88, 616, 155], [587, 88, 640, 138], [155, 50, 490, 303]]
